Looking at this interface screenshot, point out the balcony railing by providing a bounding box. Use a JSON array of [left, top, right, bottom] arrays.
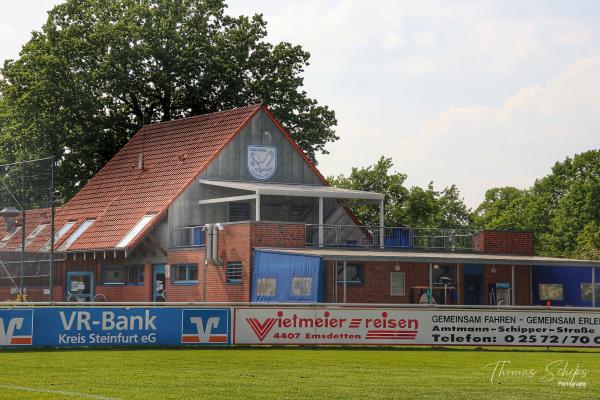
[[172, 226, 205, 248], [305, 225, 476, 252]]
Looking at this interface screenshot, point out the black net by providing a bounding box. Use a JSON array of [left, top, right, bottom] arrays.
[[0, 157, 56, 301]]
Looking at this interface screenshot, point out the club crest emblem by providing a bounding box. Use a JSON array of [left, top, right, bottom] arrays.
[[247, 145, 277, 180]]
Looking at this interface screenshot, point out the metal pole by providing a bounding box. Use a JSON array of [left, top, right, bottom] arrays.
[[429, 263, 433, 304], [49, 157, 55, 301], [343, 260, 347, 303], [511, 265, 515, 305], [529, 265, 533, 306], [379, 199, 384, 249], [456, 263, 460, 305], [592, 267, 596, 308], [333, 261, 337, 303], [202, 258, 207, 302], [19, 163, 26, 298], [318, 197, 323, 247]]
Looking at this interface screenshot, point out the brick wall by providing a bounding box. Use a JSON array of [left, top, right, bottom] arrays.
[[249, 222, 305, 249], [325, 261, 431, 304], [470, 231, 533, 305], [166, 249, 203, 302], [323, 261, 532, 306], [482, 264, 531, 306], [474, 230, 534, 256]]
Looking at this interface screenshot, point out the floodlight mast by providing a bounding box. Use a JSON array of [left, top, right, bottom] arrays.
[[49, 158, 56, 302]]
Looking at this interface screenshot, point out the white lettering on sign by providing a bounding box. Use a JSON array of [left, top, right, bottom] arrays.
[[59, 310, 156, 331], [234, 307, 600, 347]]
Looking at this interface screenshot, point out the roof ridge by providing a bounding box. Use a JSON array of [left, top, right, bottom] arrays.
[[140, 103, 263, 129]]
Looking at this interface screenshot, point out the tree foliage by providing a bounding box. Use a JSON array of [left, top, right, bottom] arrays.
[[329, 156, 471, 229], [474, 150, 600, 259], [0, 0, 337, 199]]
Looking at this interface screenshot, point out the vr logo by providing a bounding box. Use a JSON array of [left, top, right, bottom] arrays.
[[180, 309, 230, 345], [0, 309, 33, 346]]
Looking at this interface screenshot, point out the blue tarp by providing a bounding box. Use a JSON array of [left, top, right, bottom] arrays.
[[252, 250, 325, 303], [384, 228, 411, 248]]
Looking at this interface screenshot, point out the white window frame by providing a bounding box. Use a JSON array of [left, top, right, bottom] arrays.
[[58, 219, 95, 251], [390, 272, 405, 296], [115, 213, 157, 248], [0, 227, 21, 249], [42, 221, 76, 251]]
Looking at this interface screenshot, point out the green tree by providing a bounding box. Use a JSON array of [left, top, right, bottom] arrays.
[[472, 187, 532, 229], [329, 156, 471, 229], [473, 150, 600, 259], [0, 0, 337, 199], [328, 156, 408, 227]]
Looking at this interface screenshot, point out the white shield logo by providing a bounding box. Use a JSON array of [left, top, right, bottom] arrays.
[[247, 145, 277, 180]]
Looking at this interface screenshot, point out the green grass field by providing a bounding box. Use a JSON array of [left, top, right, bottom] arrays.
[[0, 347, 599, 399]]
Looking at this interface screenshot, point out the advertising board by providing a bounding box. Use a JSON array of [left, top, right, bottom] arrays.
[[234, 307, 600, 347]]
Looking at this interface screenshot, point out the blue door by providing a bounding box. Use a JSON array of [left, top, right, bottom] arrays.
[[153, 264, 166, 302], [66, 271, 94, 302]]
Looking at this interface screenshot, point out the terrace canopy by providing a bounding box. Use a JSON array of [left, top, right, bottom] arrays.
[[198, 179, 385, 246]]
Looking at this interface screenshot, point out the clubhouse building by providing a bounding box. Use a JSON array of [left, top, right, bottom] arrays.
[[1, 104, 599, 306]]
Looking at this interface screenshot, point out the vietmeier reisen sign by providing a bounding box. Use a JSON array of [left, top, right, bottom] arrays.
[[234, 307, 600, 347]]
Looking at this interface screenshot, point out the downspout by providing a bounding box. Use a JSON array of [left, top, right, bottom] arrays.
[[202, 224, 214, 303], [212, 223, 224, 266], [203, 224, 214, 265]]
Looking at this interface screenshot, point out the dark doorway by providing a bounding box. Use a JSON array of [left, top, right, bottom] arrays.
[[463, 264, 483, 305], [153, 264, 166, 302]]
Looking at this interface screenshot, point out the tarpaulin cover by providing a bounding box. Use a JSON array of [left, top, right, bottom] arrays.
[[252, 250, 325, 303], [384, 228, 411, 248]]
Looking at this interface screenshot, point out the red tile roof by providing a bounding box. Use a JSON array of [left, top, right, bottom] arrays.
[[0, 208, 55, 252], [54, 104, 263, 251]]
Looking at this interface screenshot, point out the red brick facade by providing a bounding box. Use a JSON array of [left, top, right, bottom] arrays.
[[28, 221, 306, 303], [2, 225, 536, 305], [474, 230, 534, 256]]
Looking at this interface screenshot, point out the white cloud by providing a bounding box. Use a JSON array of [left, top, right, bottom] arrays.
[[411, 32, 437, 50], [405, 56, 600, 207], [382, 32, 406, 50]]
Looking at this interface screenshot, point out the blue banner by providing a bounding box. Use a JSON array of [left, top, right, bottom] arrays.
[[0, 307, 231, 348]]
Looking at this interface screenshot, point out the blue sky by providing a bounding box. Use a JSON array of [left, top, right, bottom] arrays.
[[2, 1, 600, 207]]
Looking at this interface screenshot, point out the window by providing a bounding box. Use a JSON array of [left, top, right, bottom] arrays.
[[226, 262, 242, 284], [228, 203, 251, 222], [103, 264, 145, 285], [337, 264, 364, 284], [173, 264, 199, 284], [115, 214, 157, 248], [103, 265, 126, 285], [58, 219, 95, 251], [581, 283, 600, 302], [390, 272, 405, 296], [0, 227, 21, 249], [291, 277, 312, 296], [16, 224, 49, 250], [538, 284, 564, 301], [127, 265, 145, 285], [257, 278, 276, 297], [42, 221, 75, 251]]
